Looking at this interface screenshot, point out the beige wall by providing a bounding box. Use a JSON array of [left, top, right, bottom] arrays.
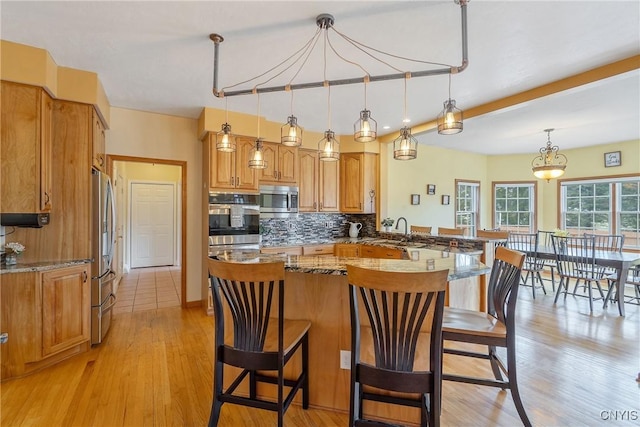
[[106, 108, 202, 303]]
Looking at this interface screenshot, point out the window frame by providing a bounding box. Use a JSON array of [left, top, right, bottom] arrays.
[[492, 181, 537, 233], [455, 179, 480, 236]]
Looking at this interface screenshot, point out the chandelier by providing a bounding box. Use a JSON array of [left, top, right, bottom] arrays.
[[532, 129, 568, 181], [209, 0, 469, 163]]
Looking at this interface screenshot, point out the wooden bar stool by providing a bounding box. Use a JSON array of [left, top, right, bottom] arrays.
[[208, 259, 311, 427], [346, 265, 449, 427], [410, 225, 432, 235], [437, 227, 465, 236]]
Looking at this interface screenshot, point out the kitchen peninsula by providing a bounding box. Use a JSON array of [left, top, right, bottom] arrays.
[[212, 248, 490, 424]]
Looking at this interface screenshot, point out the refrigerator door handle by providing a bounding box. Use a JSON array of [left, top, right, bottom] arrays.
[[106, 177, 116, 270]]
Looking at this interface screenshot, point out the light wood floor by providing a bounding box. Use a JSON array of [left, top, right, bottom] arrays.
[[1, 280, 639, 426]]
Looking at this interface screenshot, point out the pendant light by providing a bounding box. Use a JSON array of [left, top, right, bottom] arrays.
[[281, 89, 302, 146], [437, 74, 463, 135], [393, 75, 417, 160], [248, 93, 267, 169], [216, 97, 236, 152], [318, 85, 340, 161], [532, 128, 567, 182], [354, 77, 377, 142]]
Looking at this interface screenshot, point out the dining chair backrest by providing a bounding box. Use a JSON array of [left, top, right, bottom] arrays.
[[437, 227, 465, 236], [551, 235, 603, 279], [584, 233, 624, 253], [506, 233, 544, 270], [486, 246, 526, 327], [410, 225, 432, 235], [537, 230, 555, 247]]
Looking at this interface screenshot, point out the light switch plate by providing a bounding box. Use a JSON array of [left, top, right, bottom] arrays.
[[340, 350, 351, 369]]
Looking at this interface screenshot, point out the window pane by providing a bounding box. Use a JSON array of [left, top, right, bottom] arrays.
[[580, 185, 594, 197], [495, 199, 506, 211], [566, 185, 580, 197], [518, 187, 529, 197], [565, 213, 579, 227], [595, 196, 610, 211], [621, 195, 638, 211], [507, 199, 517, 211], [579, 213, 594, 228], [496, 187, 506, 198], [595, 183, 610, 196], [518, 199, 529, 211]]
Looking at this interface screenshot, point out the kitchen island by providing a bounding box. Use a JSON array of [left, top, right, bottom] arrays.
[[211, 249, 490, 424]]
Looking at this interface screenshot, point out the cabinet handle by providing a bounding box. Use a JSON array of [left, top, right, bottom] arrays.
[[236, 177, 239, 186], [360, 202, 362, 210], [99, 155, 104, 166], [82, 271, 88, 282], [274, 171, 278, 178], [44, 192, 50, 205], [319, 203, 323, 209], [230, 177, 234, 185], [278, 171, 281, 179], [313, 202, 317, 210]]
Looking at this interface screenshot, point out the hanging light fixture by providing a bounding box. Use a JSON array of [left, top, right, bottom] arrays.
[[531, 128, 567, 181], [393, 75, 418, 160], [248, 93, 268, 169], [319, 85, 340, 161], [437, 74, 463, 135], [208, 2, 470, 139], [281, 89, 302, 146], [216, 97, 236, 152], [354, 77, 377, 142]]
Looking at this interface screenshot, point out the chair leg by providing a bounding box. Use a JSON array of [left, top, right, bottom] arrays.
[[302, 333, 310, 409], [554, 277, 565, 304], [506, 341, 532, 427], [549, 267, 556, 292], [488, 345, 505, 386], [587, 280, 594, 313], [536, 272, 547, 295], [249, 370, 257, 399], [209, 358, 224, 427], [603, 280, 616, 309]]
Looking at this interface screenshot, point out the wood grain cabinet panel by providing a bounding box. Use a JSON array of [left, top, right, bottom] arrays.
[[298, 148, 339, 212], [258, 142, 298, 185], [91, 108, 106, 171], [334, 243, 360, 257], [207, 134, 259, 191], [260, 246, 303, 255], [339, 152, 378, 213], [359, 244, 404, 259], [302, 244, 334, 255], [1, 81, 53, 213]]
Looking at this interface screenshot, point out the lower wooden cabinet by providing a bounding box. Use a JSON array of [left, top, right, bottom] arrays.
[[0, 264, 91, 380], [359, 245, 405, 259], [302, 244, 335, 256], [334, 243, 360, 257], [260, 246, 303, 256]]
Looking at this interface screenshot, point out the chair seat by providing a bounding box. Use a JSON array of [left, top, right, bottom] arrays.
[[262, 319, 311, 354], [443, 307, 506, 339]]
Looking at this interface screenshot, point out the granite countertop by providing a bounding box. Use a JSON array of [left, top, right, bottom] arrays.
[[214, 248, 490, 281], [0, 259, 91, 275]]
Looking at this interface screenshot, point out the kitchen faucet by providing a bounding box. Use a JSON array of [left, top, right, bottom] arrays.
[[396, 217, 408, 235]]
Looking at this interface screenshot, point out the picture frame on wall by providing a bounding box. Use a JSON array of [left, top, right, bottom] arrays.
[[604, 151, 621, 167], [441, 195, 450, 205], [411, 194, 420, 205], [427, 184, 436, 195]]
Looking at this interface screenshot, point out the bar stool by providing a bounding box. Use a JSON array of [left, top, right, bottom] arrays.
[[346, 264, 449, 427], [437, 227, 465, 236], [208, 259, 310, 427]]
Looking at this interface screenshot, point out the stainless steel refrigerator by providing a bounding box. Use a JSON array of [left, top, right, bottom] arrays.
[[91, 169, 116, 345]]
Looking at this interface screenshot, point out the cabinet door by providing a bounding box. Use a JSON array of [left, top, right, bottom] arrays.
[[235, 137, 259, 191], [278, 145, 298, 184], [298, 149, 318, 212], [359, 245, 404, 259], [40, 90, 53, 211], [340, 153, 363, 212], [319, 158, 339, 212], [258, 141, 279, 183], [303, 244, 335, 255], [209, 134, 236, 190], [41, 264, 90, 357], [92, 108, 106, 171], [334, 244, 360, 257]]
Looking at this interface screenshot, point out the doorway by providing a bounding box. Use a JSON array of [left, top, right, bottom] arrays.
[[107, 155, 187, 308]]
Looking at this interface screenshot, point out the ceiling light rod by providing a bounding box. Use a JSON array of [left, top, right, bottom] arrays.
[[209, 0, 469, 98]]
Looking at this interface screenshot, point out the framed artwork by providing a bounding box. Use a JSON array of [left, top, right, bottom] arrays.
[[427, 184, 436, 195], [411, 194, 420, 205], [441, 195, 450, 205], [604, 151, 621, 167]]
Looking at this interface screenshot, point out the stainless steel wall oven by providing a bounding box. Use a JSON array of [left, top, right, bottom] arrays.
[[208, 192, 261, 256]]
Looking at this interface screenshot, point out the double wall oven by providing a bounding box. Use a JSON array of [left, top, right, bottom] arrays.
[[208, 192, 261, 256]]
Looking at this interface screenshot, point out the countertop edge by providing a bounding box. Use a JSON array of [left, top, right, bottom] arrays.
[[1, 259, 91, 275]]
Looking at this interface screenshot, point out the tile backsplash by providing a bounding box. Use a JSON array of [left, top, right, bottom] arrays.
[[260, 213, 377, 246]]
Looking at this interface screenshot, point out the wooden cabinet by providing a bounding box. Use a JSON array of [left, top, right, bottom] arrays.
[[340, 153, 378, 213], [259, 142, 299, 184], [0, 264, 91, 380], [260, 246, 303, 255], [302, 244, 334, 255], [91, 108, 106, 171], [1, 81, 53, 213], [208, 134, 259, 191], [299, 149, 339, 212], [359, 244, 404, 259], [334, 243, 360, 257]]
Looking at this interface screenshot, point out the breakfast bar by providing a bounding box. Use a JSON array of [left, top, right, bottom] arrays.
[[213, 249, 490, 424]]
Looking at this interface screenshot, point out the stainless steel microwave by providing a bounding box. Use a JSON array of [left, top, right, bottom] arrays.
[[259, 185, 299, 218]]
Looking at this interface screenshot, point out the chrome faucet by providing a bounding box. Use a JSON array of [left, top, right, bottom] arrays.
[[396, 217, 408, 235]]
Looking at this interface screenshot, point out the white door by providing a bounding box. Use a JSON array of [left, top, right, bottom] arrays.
[[130, 182, 175, 268]]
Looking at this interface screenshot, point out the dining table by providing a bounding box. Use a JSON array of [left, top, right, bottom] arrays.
[[527, 245, 640, 316]]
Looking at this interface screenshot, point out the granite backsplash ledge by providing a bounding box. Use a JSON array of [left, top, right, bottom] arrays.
[[260, 213, 376, 246]]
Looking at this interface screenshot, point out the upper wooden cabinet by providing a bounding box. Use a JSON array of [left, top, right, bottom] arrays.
[[1, 81, 53, 213], [340, 153, 378, 214], [259, 142, 299, 185], [208, 134, 259, 192], [91, 108, 106, 171], [298, 149, 339, 212]]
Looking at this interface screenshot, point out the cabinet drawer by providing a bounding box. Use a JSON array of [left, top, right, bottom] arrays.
[[360, 245, 404, 259], [261, 246, 303, 256], [303, 244, 335, 255], [334, 244, 360, 257]]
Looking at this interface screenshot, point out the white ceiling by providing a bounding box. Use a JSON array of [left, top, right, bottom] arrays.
[[2, 1, 639, 155]]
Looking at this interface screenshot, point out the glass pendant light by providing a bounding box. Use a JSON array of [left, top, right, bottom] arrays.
[[281, 90, 302, 146], [319, 85, 340, 161], [437, 74, 463, 135], [531, 128, 567, 182], [393, 76, 417, 160], [354, 78, 377, 142], [216, 97, 236, 152], [248, 94, 267, 169]]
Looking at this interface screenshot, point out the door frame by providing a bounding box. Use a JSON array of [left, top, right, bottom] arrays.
[[107, 155, 187, 308]]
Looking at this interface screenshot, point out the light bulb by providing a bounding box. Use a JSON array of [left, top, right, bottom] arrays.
[[288, 126, 297, 138], [221, 133, 229, 145], [360, 119, 371, 137], [445, 110, 455, 127], [399, 138, 410, 152], [253, 150, 262, 161]]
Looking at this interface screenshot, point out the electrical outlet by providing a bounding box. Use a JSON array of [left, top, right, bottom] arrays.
[[0, 332, 8, 344], [340, 350, 351, 369]]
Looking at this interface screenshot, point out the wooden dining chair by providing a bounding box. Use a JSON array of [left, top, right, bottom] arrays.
[[507, 232, 547, 299], [577, 234, 624, 298], [208, 259, 311, 427], [437, 227, 464, 236], [410, 225, 432, 235], [551, 235, 606, 313], [537, 230, 557, 292], [442, 246, 531, 427], [346, 265, 449, 427], [604, 265, 640, 309]]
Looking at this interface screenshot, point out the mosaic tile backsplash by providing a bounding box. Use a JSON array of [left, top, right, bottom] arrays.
[[260, 213, 377, 246]]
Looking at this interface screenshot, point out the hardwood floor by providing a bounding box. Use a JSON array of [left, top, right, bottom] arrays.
[[1, 284, 639, 426]]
